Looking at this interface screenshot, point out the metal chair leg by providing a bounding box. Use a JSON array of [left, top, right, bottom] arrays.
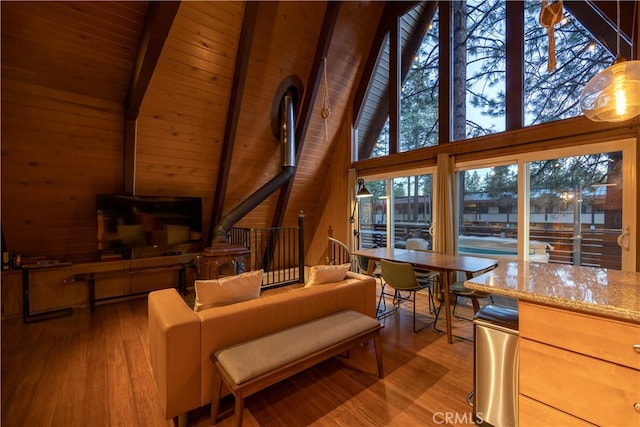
[[411, 290, 428, 333]]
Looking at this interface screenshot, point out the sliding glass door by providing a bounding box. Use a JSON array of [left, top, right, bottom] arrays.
[[356, 179, 387, 249], [357, 171, 435, 251], [528, 152, 623, 268], [456, 139, 636, 270]]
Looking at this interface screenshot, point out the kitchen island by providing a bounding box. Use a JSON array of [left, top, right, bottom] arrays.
[[465, 261, 640, 426]]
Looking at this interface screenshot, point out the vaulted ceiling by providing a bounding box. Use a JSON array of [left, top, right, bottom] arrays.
[[1, 1, 385, 252], [1, 1, 637, 258]]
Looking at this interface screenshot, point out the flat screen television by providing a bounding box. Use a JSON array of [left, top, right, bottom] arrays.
[[96, 195, 203, 259]]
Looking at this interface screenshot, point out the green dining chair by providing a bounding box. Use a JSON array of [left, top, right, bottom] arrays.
[[379, 259, 431, 333], [405, 238, 441, 315]]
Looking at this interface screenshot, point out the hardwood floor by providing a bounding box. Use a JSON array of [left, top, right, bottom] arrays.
[[2, 289, 479, 427]]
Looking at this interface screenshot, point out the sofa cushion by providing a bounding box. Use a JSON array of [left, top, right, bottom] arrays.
[[304, 264, 350, 287], [194, 269, 263, 312]]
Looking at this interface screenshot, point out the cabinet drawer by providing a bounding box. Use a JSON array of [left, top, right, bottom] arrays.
[[519, 395, 595, 426], [519, 301, 640, 369], [520, 338, 640, 426]]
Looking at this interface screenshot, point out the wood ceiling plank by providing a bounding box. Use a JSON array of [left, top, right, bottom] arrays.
[[270, 1, 342, 229]]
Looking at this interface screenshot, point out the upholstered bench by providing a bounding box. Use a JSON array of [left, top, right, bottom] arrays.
[[209, 310, 384, 426]]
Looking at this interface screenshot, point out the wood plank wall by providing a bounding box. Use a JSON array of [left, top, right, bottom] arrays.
[[1, 1, 385, 266], [1, 1, 147, 263], [1, 82, 125, 262], [136, 1, 246, 246]]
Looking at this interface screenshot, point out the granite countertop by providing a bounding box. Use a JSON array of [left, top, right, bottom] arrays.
[[465, 261, 640, 323]]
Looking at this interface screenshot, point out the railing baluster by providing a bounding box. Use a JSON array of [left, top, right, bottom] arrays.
[[228, 216, 304, 288]]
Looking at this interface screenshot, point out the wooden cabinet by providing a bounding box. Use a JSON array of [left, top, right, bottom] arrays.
[[519, 395, 596, 427], [28, 264, 91, 312], [519, 301, 640, 426], [1, 270, 22, 316]]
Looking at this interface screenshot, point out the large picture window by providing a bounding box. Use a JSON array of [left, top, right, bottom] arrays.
[[523, 0, 615, 126], [400, 8, 439, 152], [354, 1, 622, 159], [456, 139, 635, 270]]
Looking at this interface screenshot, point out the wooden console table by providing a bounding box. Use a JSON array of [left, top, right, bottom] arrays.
[[9, 254, 197, 323], [71, 262, 193, 313]]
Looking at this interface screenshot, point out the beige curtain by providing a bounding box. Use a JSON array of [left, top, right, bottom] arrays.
[[433, 153, 457, 255]]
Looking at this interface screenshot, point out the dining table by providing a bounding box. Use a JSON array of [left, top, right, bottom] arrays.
[[352, 247, 499, 344]]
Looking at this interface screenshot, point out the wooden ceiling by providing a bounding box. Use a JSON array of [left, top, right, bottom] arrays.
[[2, 2, 149, 103], [1, 1, 384, 256], [1, 1, 637, 261]]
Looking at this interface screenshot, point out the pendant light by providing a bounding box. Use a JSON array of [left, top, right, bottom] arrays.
[[579, 0, 640, 122]]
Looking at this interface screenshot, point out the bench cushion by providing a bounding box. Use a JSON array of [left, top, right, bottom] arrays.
[[215, 310, 380, 384]]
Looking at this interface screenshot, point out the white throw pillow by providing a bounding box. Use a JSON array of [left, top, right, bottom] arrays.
[[304, 264, 351, 287], [194, 269, 263, 312]]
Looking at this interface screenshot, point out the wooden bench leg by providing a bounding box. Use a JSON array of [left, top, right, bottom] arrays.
[[176, 413, 187, 427], [234, 391, 244, 427], [210, 360, 223, 425], [373, 336, 384, 378]]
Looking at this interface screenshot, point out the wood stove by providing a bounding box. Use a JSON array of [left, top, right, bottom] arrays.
[[195, 242, 251, 279]]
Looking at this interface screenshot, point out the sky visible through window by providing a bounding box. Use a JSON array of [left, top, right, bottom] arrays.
[[365, 1, 614, 159]]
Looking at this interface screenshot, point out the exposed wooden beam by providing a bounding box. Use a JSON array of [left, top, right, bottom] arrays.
[[390, 14, 400, 155], [353, 6, 391, 160], [437, 1, 451, 145], [124, 2, 180, 119], [207, 2, 258, 245], [355, 2, 436, 159], [354, 116, 637, 176], [123, 1, 180, 195], [505, 0, 524, 131], [353, 1, 422, 128], [564, 1, 634, 60], [270, 1, 342, 229]]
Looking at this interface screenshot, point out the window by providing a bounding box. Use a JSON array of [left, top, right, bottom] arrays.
[[354, 1, 622, 157], [456, 139, 636, 270], [392, 174, 434, 248], [453, 0, 506, 140], [356, 171, 435, 251], [523, 0, 615, 126], [528, 152, 623, 268], [356, 179, 387, 248], [457, 164, 520, 258], [400, 8, 439, 151]]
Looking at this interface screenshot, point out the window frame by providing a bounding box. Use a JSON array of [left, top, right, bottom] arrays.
[[455, 138, 637, 270]]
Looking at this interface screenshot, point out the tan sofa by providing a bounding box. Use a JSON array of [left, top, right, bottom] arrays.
[[148, 271, 377, 422]]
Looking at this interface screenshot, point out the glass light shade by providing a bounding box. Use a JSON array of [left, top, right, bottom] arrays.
[[580, 60, 640, 122]]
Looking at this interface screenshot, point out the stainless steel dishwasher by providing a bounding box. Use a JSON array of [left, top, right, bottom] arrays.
[[473, 304, 519, 427]]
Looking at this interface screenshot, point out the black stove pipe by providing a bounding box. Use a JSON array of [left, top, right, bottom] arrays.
[[212, 89, 296, 244]]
